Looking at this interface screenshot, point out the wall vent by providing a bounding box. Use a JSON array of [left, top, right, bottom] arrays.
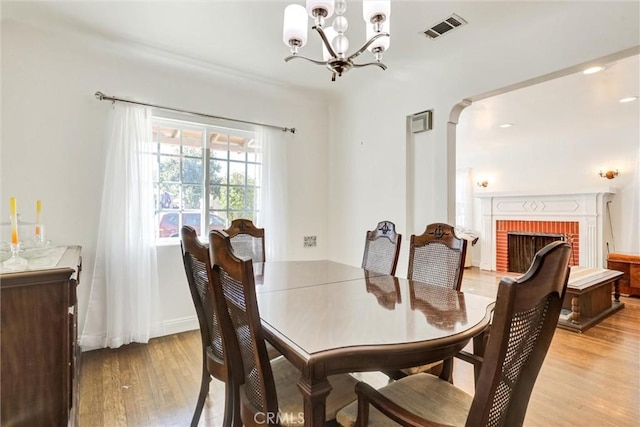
[[421, 14, 467, 39]]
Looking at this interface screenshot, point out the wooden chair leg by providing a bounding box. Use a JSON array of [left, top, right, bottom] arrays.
[[438, 358, 454, 383], [191, 362, 210, 427]]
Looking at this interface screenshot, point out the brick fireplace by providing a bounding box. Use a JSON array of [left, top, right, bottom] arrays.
[[495, 220, 579, 272], [477, 189, 615, 272]]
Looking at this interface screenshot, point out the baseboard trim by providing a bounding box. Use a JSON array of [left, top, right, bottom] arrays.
[[161, 316, 199, 336]]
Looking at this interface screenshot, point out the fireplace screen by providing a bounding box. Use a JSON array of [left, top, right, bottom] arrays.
[[507, 232, 565, 273]]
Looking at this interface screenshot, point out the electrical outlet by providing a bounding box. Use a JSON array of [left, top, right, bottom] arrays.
[[303, 236, 317, 248]]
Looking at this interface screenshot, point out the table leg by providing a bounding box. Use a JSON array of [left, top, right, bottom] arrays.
[[613, 279, 620, 302], [297, 376, 332, 427], [571, 295, 581, 325], [473, 328, 488, 387]]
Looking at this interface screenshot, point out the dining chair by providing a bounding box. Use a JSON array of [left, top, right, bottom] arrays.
[[181, 226, 281, 426], [224, 218, 266, 262], [361, 220, 402, 275], [407, 222, 467, 289], [209, 230, 359, 427], [180, 225, 233, 427], [384, 223, 468, 381], [336, 240, 571, 427]]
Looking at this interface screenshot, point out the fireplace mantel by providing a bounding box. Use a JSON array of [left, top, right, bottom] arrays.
[[476, 188, 616, 271]]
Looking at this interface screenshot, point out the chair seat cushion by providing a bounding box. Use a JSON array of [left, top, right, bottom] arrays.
[[271, 357, 358, 427], [336, 373, 472, 427]]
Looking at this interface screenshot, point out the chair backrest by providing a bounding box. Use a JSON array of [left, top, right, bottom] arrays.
[[180, 226, 225, 376], [361, 220, 402, 275], [466, 240, 571, 427], [224, 219, 266, 263], [407, 222, 467, 290], [209, 230, 279, 427]]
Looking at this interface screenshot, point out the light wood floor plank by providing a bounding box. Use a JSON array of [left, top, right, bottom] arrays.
[[79, 267, 640, 426]]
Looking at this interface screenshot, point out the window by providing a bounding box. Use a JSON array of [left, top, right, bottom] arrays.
[[151, 117, 261, 240]]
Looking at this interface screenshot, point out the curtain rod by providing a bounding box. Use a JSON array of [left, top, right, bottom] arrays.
[[94, 91, 296, 134]]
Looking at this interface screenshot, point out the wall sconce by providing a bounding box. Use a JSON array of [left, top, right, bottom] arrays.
[[599, 169, 619, 179], [477, 180, 489, 188]]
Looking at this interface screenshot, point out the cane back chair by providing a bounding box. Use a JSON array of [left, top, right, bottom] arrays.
[[407, 222, 467, 289], [224, 218, 266, 262], [336, 240, 572, 427], [361, 220, 402, 276], [180, 225, 232, 426], [208, 230, 358, 427], [385, 223, 468, 380]]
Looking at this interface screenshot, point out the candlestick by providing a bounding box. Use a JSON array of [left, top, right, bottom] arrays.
[[9, 197, 18, 245], [35, 200, 42, 237]]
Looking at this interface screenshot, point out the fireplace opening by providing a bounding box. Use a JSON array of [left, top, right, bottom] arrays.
[[495, 220, 579, 272], [507, 232, 565, 273]]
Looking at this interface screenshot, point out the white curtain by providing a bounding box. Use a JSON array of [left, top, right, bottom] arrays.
[[81, 104, 161, 349], [456, 168, 474, 229], [257, 126, 289, 261], [626, 147, 640, 253]]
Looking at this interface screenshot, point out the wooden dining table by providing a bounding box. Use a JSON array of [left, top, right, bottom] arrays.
[[253, 260, 495, 426]]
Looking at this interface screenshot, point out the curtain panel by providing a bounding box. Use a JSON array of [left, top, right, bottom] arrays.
[[81, 104, 161, 349], [257, 126, 290, 261]]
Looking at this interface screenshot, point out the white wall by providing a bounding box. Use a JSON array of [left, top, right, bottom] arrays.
[[1, 20, 331, 344], [327, 1, 640, 276]]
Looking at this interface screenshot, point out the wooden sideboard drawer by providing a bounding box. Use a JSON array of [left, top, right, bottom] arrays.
[[607, 253, 640, 296]]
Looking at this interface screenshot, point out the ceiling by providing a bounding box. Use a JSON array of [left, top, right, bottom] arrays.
[[2, 1, 639, 150]]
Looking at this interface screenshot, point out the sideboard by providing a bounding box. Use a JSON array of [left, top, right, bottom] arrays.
[[1, 245, 82, 426], [607, 252, 640, 296]]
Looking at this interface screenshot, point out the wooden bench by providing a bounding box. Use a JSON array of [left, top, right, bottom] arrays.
[[557, 266, 624, 333]]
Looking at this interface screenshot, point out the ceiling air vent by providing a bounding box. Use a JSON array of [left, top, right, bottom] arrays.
[[422, 14, 467, 39]]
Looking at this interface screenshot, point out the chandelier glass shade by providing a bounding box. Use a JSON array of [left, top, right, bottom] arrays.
[[282, 0, 391, 81]]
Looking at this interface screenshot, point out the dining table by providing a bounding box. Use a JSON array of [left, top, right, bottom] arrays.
[[252, 260, 495, 427]]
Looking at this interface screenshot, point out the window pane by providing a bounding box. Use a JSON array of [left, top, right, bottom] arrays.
[[182, 184, 203, 210], [210, 133, 228, 159], [159, 126, 180, 154], [182, 129, 202, 155], [210, 160, 227, 185], [229, 135, 247, 161], [228, 211, 255, 222], [159, 184, 180, 209], [209, 211, 227, 231], [227, 185, 245, 210], [182, 157, 203, 184], [158, 210, 180, 238], [211, 185, 227, 210], [229, 161, 246, 185], [245, 186, 257, 211], [159, 155, 180, 182]]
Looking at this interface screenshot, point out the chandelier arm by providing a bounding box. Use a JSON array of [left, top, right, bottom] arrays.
[[351, 62, 388, 70], [312, 25, 338, 59], [345, 32, 390, 62], [284, 55, 329, 66]]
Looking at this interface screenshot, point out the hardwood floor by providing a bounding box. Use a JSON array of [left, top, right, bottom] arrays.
[[79, 268, 640, 426]]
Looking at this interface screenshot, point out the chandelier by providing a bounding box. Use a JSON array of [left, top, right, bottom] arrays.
[[282, 0, 391, 81]]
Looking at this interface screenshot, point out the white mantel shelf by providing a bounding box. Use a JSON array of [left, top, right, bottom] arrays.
[[475, 187, 617, 199], [476, 188, 616, 271]]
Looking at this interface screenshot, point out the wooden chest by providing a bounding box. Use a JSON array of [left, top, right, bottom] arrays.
[[607, 253, 640, 296]]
